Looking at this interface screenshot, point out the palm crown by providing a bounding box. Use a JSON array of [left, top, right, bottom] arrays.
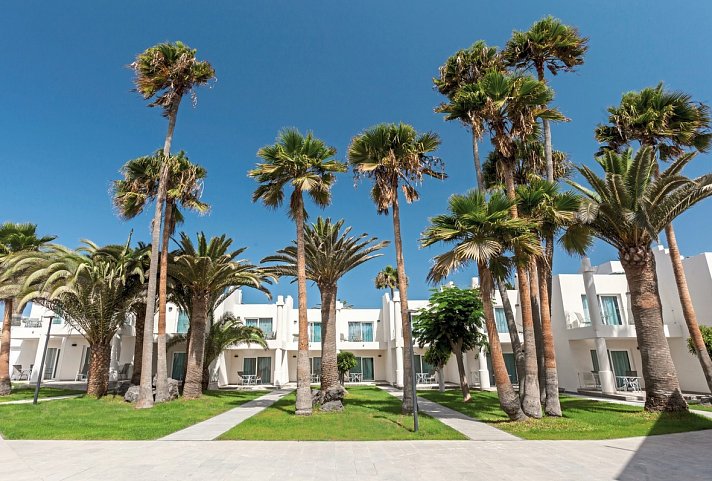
[[434, 40, 503, 99], [375, 265, 400, 292], [504, 16, 588, 77], [348, 123, 445, 213], [568, 147, 712, 257], [595, 83, 712, 159], [249, 128, 346, 218], [131, 41, 215, 115]]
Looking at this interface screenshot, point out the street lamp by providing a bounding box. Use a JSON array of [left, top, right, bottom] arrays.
[[33, 314, 55, 405]]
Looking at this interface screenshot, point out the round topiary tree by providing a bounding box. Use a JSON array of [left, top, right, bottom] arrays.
[[337, 351, 357, 385]]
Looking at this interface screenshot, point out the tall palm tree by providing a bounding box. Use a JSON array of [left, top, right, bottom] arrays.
[[595, 85, 712, 392], [455, 69, 563, 417], [374, 265, 400, 298], [504, 15, 588, 182], [348, 122, 445, 413], [569, 147, 712, 412], [434, 40, 504, 187], [249, 129, 346, 415], [262, 217, 387, 402], [130, 41, 215, 408], [8, 240, 148, 397], [169, 232, 272, 399], [421, 190, 540, 420], [0, 223, 55, 396], [113, 150, 209, 401]]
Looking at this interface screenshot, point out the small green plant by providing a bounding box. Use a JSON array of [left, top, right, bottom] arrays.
[[337, 351, 357, 384], [688, 326, 712, 357]]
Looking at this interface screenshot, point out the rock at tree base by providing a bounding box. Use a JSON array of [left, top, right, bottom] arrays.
[[312, 384, 347, 407], [321, 400, 344, 412], [124, 385, 140, 403], [167, 378, 180, 401]]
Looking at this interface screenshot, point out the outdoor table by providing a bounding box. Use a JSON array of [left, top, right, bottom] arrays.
[[416, 372, 429, 384], [243, 374, 257, 385], [348, 372, 362, 382]]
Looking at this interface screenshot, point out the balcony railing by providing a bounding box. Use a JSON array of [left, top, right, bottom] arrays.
[[264, 331, 277, 340], [22, 318, 43, 328], [565, 312, 592, 329]]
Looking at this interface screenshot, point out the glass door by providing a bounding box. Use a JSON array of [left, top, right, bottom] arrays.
[[257, 357, 271, 384], [43, 348, 60, 380], [360, 357, 374, 381], [171, 352, 187, 381], [243, 358, 257, 376], [610, 351, 632, 388]]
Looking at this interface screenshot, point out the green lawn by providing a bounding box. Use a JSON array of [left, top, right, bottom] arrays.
[[690, 404, 712, 412], [0, 384, 83, 403], [220, 385, 466, 441], [419, 389, 712, 440], [0, 389, 266, 440]]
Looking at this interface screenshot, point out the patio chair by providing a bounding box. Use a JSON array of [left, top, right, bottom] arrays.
[[254, 376, 262, 385], [11, 365, 23, 380], [236, 372, 245, 385], [117, 363, 131, 381]]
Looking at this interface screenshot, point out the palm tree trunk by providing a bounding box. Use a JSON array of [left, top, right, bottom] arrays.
[[502, 161, 542, 418], [137, 99, 182, 409], [0, 298, 14, 396], [131, 304, 146, 385], [391, 195, 415, 414], [320, 284, 339, 395], [450, 340, 471, 402], [155, 201, 173, 403], [496, 279, 525, 389], [294, 193, 312, 416], [529, 260, 547, 403], [544, 233, 555, 308], [471, 128, 484, 189], [620, 246, 688, 412], [535, 63, 554, 183], [87, 341, 112, 398], [665, 224, 712, 392], [183, 293, 207, 400], [537, 258, 561, 416], [481, 264, 527, 420]]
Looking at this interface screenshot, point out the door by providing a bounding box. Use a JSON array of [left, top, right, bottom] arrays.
[[486, 353, 518, 385], [257, 357, 271, 384], [610, 350, 632, 388], [171, 352, 187, 381], [360, 357, 374, 381], [243, 358, 257, 376], [43, 348, 60, 380], [79, 346, 91, 379]]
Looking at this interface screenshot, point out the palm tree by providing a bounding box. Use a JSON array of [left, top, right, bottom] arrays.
[[504, 15, 588, 182], [348, 122, 445, 414], [130, 41, 215, 408], [569, 147, 712, 412], [0, 223, 55, 396], [595, 84, 712, 392], [249, 129, 346, 415], [168, 312, 267, 390], [374, 265, 400, 298], [434, 40, 504, 187], [8, 240, 148, 397], [421, 189, 538, 420], [456, 69, 563, 417], [114, 150, 209, 401], [169, 232, 272, 399], [262, 217, 387, 402]]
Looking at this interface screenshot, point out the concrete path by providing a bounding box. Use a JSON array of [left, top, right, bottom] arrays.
[[566, 392, 712, 420], [3, 429, 712, 480], [0, 394, 83, 405], [378, 385, 519, 441], [159, 388, 292, 441]]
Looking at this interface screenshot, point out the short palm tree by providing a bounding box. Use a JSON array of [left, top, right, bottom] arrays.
[[262, 217, 387, 401], [130, 41, 215, 408], [0, 223, 55, 395], [569, 147, 712, 412], [249, 128, 346, 415], [434, 40, 504, 187], [421, 189, 539, 420], [169, 232, 272, 399], [8, 240, 148, 397], [348, 122, 445, 414], [374, 265, 400, 298], [595, 85, 712, 393], [114, 150, 209, 401], [504, 15, 588, 181]]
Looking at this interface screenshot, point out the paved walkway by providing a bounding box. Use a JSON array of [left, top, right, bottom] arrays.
[[378, 385, 518, 441], [3, 430, 712, 480], [159, 388, 292, 441], [567, 392, 712, 419], [0, 394, 83, 405]]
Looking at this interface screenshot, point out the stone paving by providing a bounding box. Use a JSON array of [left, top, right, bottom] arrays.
[[378, 385, 519, 441], [159, 388, 293, 441]]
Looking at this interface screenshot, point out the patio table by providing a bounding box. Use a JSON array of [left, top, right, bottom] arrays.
[[348, 372, 362, 382]]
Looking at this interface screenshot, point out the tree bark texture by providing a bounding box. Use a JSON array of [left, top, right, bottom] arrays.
[[294, 194, 312, 415], [0, 298, 14, 395], [131, 304, 146, 385], [183, 293, 208, 400], [87, 342, 112, 398], [155, 201, 173, 403], [497, 280, 525, 388], [319, 284, 339, 395], [529, 260, 547, 404], [537, 258, 561, 416], [451, 341, 471, 402]]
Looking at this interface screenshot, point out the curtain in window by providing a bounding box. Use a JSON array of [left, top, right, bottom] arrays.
[[310, 323, 321, 342], [600, 296, 622, 325], [494, 308, 508, 333], [581, 295, 591, 324], [348, 322, 360, 341], [361, 358, 374, 380], [243, 358, 257, 376], [413, 355, 423, 374], [610, 351, 631, 387], [362, 323, 373, 341], [257, 357, 271, 384], [245, 319, 258, 328], [259, 319, 273, 335], [171, 352, 187, 380], [177, 310, 190, 333]]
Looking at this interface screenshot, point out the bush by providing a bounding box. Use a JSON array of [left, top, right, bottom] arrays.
[[688, 325, 712, 357], [337, 351, 357, 384]]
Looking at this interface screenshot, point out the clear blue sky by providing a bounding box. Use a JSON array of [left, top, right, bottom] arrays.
[[2, 1, 711, 307]]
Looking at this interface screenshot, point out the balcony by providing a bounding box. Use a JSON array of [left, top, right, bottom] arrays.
[[565, 311, 684, 340]]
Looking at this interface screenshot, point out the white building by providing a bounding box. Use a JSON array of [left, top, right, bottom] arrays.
[[7, 244, 712, 396]]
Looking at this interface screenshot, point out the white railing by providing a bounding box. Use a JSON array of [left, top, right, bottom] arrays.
[[579, 371, 601, 389], [616, 376, 644, 392], [566, 312, 591, 329]]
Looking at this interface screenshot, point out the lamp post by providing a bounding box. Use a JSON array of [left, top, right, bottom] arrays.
[[33, 314, 55, 405], [406, 312, 419, 432]]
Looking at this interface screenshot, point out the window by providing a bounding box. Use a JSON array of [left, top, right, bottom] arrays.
[[347, 322, 373, 342], [177, 310, 189, 333], [413, 355, 434, 374], [242, 356, 272, 384], [494, 308, 508, 333], [171, 352, 187, 380], [52, 317, 63, 325], [598, 295, 623, 325], [581, 295, 591, 324], [590, 350, 599, 372], [309, 322, 321, 342], [246, 318, 273, 336], [310, 357, 321, 375], [351, 357, 374, 380]]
